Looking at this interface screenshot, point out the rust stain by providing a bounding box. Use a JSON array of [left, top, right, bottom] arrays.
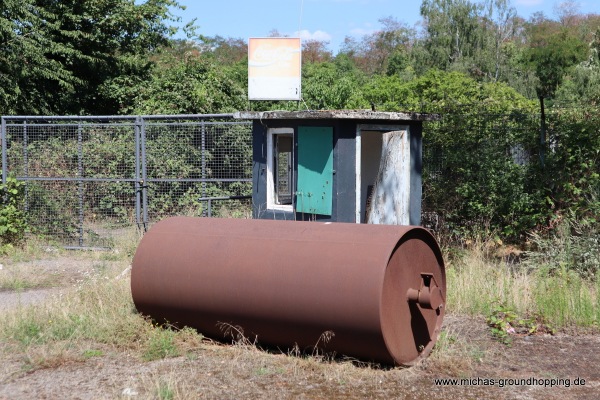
[[131, 217, 445, 365]]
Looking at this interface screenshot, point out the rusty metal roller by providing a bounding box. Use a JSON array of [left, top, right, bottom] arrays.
[[131, 217, 446, 365]]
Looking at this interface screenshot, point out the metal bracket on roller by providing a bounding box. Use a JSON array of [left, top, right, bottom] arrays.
[[407, 273, 444, 311]]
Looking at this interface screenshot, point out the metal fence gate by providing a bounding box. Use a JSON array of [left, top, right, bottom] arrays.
[[1, 114, 252, 248]]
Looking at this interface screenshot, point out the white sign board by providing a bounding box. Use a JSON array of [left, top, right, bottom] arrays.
[[248, 38, 301, 101]]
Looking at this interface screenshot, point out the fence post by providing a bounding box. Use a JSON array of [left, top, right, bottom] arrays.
[[135, 117, 142, 230], [23, 121, 29, 212], [77, 123, 84, 247], [1, 117, 6, 185], [141, 117, 148, 231], [201, 119, 207, 216], [539, 96, 546, 168]]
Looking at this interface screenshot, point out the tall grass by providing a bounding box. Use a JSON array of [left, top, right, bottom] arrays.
[[1, 270, 147, 348], [0, 228, 203, 370], [446, 244, 533, 316], [534, 268, 600, 328], [446, 240, 599, 330]]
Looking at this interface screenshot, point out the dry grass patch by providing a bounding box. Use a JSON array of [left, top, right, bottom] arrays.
[[421, 325, 475, 377], [0, 226, 142, 292], [0, 263, 60, 291], [0, 263, 143, 366]]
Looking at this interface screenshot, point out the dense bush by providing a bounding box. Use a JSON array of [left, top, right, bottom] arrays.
[[0, 176, 28, 247], [422, 104, 600, 242], [525, 220, 600, 280], [381, 71, 600, 242], [423, 112, 544, 241], [544, 107, 600, 226], [373, 70, 543, 240]]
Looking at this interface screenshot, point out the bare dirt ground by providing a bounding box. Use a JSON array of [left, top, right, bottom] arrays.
[[0, 255, 599, 400]]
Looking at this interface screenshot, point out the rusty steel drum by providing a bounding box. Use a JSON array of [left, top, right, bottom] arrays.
[[131, 217, 446, 365]]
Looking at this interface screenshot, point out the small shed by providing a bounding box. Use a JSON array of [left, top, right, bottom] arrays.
[[233, 110, 436, 224]]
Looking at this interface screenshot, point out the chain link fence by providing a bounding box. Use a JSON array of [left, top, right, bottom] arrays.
[[421, 112, 542, 237], [2, 110, 563, 246], [1, 115, 252, 248]]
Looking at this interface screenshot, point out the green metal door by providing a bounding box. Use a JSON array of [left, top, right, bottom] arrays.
[[296, 126, 333, 215]]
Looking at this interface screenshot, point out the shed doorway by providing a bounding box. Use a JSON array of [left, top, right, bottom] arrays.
[[356, 125, 409, 223]]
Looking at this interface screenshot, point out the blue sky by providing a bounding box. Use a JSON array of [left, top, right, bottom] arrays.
[[169, 0, 600, 52]]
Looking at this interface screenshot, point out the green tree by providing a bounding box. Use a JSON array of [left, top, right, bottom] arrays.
[[338, 17, 416, 76], [525, 18, 587, 101], [554, 28, 600, 106], [0, 0, 181, 115], [363, 69, 535, 113], [301, 62, 365, 110], [0, 0, 77, 114], [480, 0, 519, 82], [126, 49, 246, 115], [420, 0, 484, 70], [38, 0, 181, 114], [199, 35, 248, 65], [361, 75, 411, 110], [302, 39, 333, 64], [524, 14, 587, 164], [553, 10, 600, 106], [194, 36, 249, 100]]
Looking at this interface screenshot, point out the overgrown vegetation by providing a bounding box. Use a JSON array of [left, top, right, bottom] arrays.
[[485, 302, 552, 345], [3, 119, 252, 242], [525, 220, 600, 279], [444, 236, 599, 343], [0, 231, 203, 369], [0, 224, 597, 400], [3, 0, 599, 245], [0, 177, 28, 252]]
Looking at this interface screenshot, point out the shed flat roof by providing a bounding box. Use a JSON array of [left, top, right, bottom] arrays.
[[233, 110, 439, 121]]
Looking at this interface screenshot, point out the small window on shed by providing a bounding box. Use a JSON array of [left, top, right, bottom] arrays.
[[267, 128, 294, 211]]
